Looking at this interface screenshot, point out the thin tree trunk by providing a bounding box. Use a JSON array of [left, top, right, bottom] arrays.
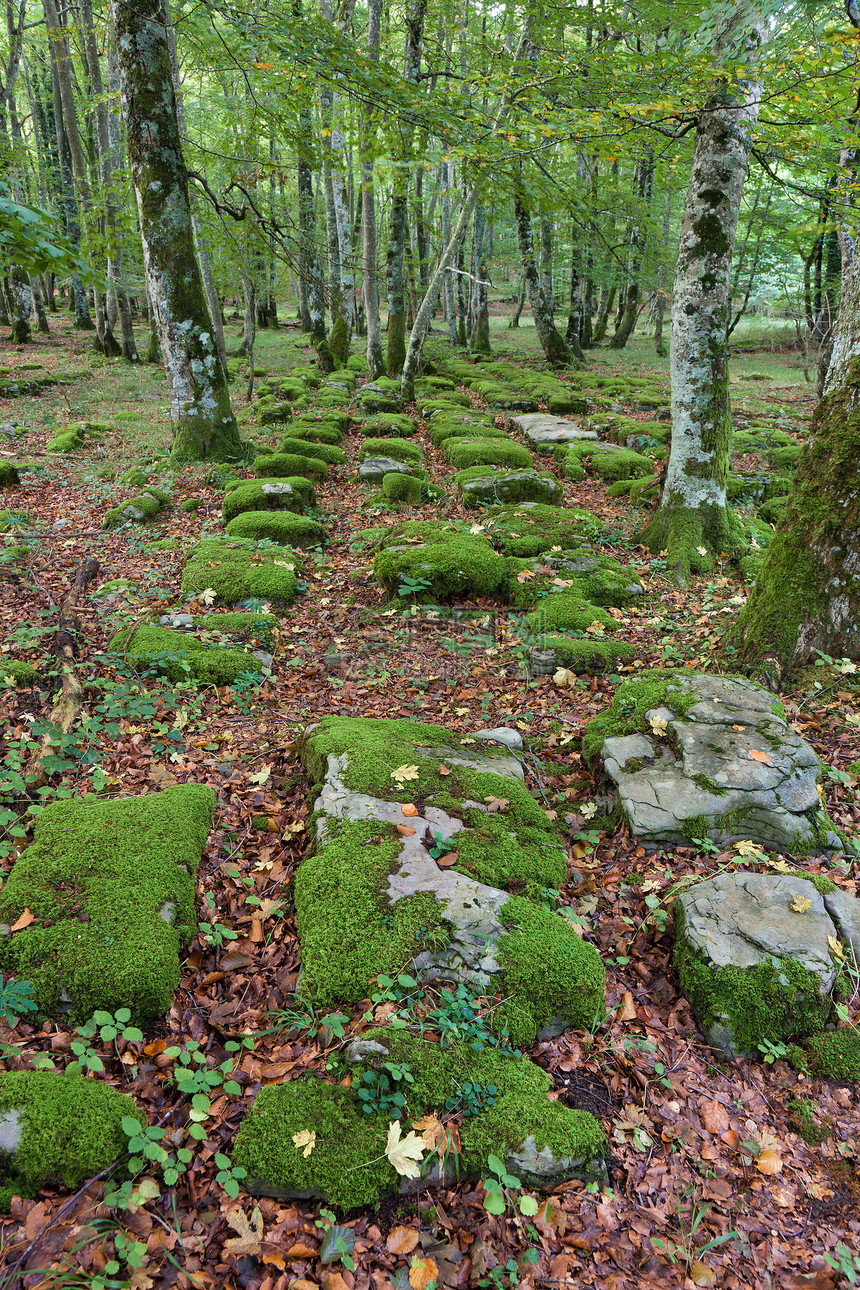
[[112, 0, 241, 460], [470, 201, 491, 353], [540, 213, 554, 315], [440, 162, 458, 346], [514, 180, 580, 365], [361, 0, 384, 376], [612, 150, 653, 349]]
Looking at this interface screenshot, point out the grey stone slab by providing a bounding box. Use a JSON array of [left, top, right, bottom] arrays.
[[469, 727, 524, 750], [358, 457, 412, 484], [510, 413, 598, 450], [824, 887, 860, 962]]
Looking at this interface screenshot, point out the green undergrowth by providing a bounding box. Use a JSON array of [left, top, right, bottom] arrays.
[[107, 623, 265, 685]]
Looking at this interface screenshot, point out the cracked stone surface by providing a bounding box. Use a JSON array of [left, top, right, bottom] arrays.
[[510, 412, 598, 450], [459, 469, 561, 507], [675, 872, 860, 1055], [599, 673, 839, 852], [358, 456, 412, 484]]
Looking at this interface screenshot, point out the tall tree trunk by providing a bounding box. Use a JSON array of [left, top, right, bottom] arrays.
[[7, 270, 31, 343], [112, 0, 241, 460], [514, 180, 581, 365], [540, 213, 554, 315], [469, 201, 491, 354], [612, 149, 652, 349], [654, 184, 670, 357], [637, 4, 766, 582], [440, 162, 458, 346], [361, 0, 384, 376]]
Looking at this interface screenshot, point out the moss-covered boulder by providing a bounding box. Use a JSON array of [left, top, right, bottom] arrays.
[[277, 437, 345, 465], [252, 453, 328, 483], [234, 1031, 606, 1207], [0, 1071, 146, 1211], [482, 503, 604, 555], [289, 414, 345, 442], [0, 659, 39, 686], [674, 873, 852, 1057], [181, 537, 298, 606], [458, 469, 563, 508], [295, 716, 605, 1048], [108, 622, 267, 684], [103, 488, 170, 530], [356, 413, 417, 438], [584, 670, 842, 853], [373, 530, 512, 601], [359, 437, 423, 465], [222, 477, 316, 524], [555, 441, 654, 483], [539, 635, 636, 675], [46, 425, 86, 452], [225, 512, 326, 546], [354, 382, 402, 414], [258, 402, 293, 426], [0, 786, 214, 1025], [444, 439, 532, 471], [0, 461, 20, 488], [382, 473, 423, 504]]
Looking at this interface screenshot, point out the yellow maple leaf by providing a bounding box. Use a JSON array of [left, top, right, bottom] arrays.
[[828, 935, 846, 961], [790, 893, 812, 914], [385, 1121, 425, 1179], [292, 1129, 316, 1157], [222, 1206, 263, 1256], [391, 764, 419, 785]]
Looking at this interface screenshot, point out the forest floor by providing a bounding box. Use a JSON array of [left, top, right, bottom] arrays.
[[0, 309, 858, 1290]]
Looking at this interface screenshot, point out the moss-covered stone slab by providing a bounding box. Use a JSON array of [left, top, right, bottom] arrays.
[[373, 530, 512, 602], [296, 717, 605, 1048], [511, 413, 597, 451], [0, 1071, 145, 1211], [356, 413, 417, 437], [225, 513, 326, 547], [586, 671, 841, 853], [359, 437, 423, 465], [181, 538, 298, 607], [103, 488, 170, 530], [538, 635, 636, 675], [459, 470, 562, 508], [482, 503, 604, 555], [444, 439, 532, 471], [673, 873, 856, 1057], [354, 382, 402, 414], [222, 478, 316, 524], [108, 620, 269, 683], [276, 437, 345, 465], [233, 1031, 607, 1207], [252, 453, 328, 483], [359, 456, 414, 485], [0, 786, 214, 1025], [0, 461, 20, 488]]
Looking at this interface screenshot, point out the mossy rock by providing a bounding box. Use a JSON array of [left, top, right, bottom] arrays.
[[382, 473, 423, 504], [277, 438, 345, 465], [427, 418, 505, 446], [103, 489, 170, 530], [251, 453, 328, 483], [225, 512, 326, 547], [556, 442, 653, 482], [0, 659, 39, 687], [222, 477, 316, 524], [181, 538, 298, 606], [793, 1028, 860, 1082], [541, 635, 636, 675], [0, 786, 214, 1025], [144, 538, 179, 552], [444, 439, 533, 471], [257, 402, 293, 426], [459, 470, 563, 509], [759, 496, 789, 525], [181, 497, 203, 512], [0, 1071, 146, 1212], [483, 503, 604, 555], [109, 622, 265, 685], [356, 413, 417, 438], [233, 1032, 606, 1207], [359, 437, 423, 465], [373, 531, 512, 602], [418, 394, 472, 415], [526, 595, 618, 638], [290, 415, 345, 442], [547, 394, 588, 416], [0, 462, 20, 488]]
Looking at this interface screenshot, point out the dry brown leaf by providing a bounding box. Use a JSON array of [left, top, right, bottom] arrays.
[[143, 1038, 167, 1056], [617, 991, 637, 1021], [324, 1273, 350, 1290], [396, 825, 416, 836], [436, 853, 457, 867], [401, 803, 419, 817], [748, 748, 771, 764], [9, 907, 35, 932], [286, 1241, 318, 1258], [222, 1207, 263, 1257], [409, 1257, 439, 1290], [755, 1148, 783, 1175], [700, 1100, 729, 1135], [438, 763, 451, 775], [689, 1261, 717, 1287], [807, 1181, 834, 1200], [288, 1282, 320, 1290], [386, 1225, 420, 1255]]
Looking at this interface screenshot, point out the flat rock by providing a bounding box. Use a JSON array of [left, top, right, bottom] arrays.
[[358, 456, 412, 484], [459, 469, 562, 507], [598, 672, 838, 853], [469, 727, 523, 750], [511, 412, 597, 450]]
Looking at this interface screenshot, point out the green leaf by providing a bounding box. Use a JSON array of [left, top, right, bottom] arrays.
[[482, 1192, 506, 1215]]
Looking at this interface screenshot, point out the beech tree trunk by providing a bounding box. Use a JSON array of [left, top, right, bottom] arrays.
[[386, 0, 426, 375], [469, 201, 491, 354], [637, 3, 766, 582], [514, 181, 580, 366], [361, 0, 384, 376], [112, 0, 241, 460]]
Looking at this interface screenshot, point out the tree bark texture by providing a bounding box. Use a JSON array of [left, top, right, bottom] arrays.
[[514, 182, 577, 366], [361, 0, 384, 376], [637, 4, 766, 581], [112, 0, 241, 460]]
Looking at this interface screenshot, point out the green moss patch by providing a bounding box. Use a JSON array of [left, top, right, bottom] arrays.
[[225, 512, 326, 547], [382, 473, 423, 504], [444, 439, 532, 471], [799, 1029, 860, 1082], [359, 437, 423, 464], [373, 532, 512, 602], [0, 1071, 145, 1211], [289, 415, 345, 442], [222, 477, 316, 524], [526, 594, 618, 639], [483, 503, 604, 555], [0, 659, 39, 686], [356, 413, 417, 437], [181, 538, 298, 606], [108, 623, 264, 685], [252, 453, 328, 483], [277, 438, 345, 465], [0, 786, 214, 1025], [542, 635, 636, 675], [103, 489, 170, 530]]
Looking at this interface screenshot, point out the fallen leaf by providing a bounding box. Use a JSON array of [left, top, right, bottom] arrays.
[[401, 803, 419, 817], [553, 667, 577, 687], [409, 1257, 438, 1290], [143, 1038, 167, 1056], [438, 763, 451, 776], [9, 908, 35, 932], [586, 620, 606, 635], [386, 1225, 420, 1255], [790, 893, 812, 914], [198, 587, 217, 605], [286, 1242, 318, 1258], [828, 935, 846, 961], [648, 714, 668, 736], [617, 991, 637, 1021], [292, 1129, 316, 1158], [222, 1207, 263, 1257], [756, 1148, 783, 1175], [484, 796, 509, 812], [391, 764, 419, 785], [748, 748, 772, 764], [396, 825, 416, 836], [689, 1260, 717, 1286], [385, 1121, 425, 1179], [436, 853, 457, 867], [701, 1100, 729, 1135], [248, 765, 272, 786], [324, 1273, 350, 1290], [516, 568, 536, 583]]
